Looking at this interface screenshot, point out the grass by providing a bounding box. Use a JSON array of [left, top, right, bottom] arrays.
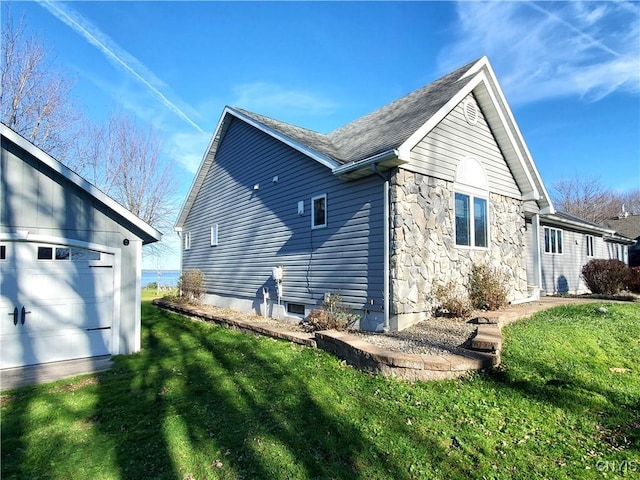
[[1, 301, 638, 479]]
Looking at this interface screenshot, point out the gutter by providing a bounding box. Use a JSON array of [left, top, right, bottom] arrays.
[[332, 149, 401, 177], [371, 163, 391, 332]]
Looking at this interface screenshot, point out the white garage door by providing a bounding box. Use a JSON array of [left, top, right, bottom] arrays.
[[0, 241, 114, 369]]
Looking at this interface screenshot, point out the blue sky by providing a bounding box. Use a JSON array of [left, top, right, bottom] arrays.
[[4, 1, 640, 269]]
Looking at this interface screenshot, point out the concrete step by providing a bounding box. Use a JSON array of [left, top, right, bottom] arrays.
[[471, 325, 502, 352]]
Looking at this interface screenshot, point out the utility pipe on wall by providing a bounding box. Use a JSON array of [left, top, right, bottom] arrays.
[[371, 164, 390, 332]]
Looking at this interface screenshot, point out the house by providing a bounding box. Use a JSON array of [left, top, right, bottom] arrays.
[[0, 123, 162, 369], [175, 56, 624, 332], [604, 213, 640, 267], [537, 211, 634, 294]]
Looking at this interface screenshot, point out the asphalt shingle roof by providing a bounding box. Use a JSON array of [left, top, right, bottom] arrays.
[[604, 215, 640, 240], [236, 59, 479, 165]]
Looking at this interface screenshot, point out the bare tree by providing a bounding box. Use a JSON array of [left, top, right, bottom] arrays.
[[551, 175, 623, 224], [1, 10, 81, 160], [72, 112, 178, 262], [618, 189, 640, 215]]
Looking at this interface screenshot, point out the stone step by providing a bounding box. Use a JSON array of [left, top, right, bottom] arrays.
[[471, 325, 502, 352]]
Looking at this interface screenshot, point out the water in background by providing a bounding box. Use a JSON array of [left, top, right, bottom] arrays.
[[142, 270, 180, 288]]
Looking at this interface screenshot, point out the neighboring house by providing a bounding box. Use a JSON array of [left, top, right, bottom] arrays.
[[177, 56, 560, 332], [604, 213, 640, 267], [1, 124, 162, 369], [535, 211, 634, 294]]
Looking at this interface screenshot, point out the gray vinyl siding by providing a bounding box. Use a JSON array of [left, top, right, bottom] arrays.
[[182, 118, 385, 311], [408, 94, 522, 199], [539, 224, 609, 294]]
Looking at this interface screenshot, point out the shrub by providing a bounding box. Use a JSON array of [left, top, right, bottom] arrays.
[[433, 282, 473, 318], [302, 292, 360, 332], [625, 266, 640, 293], [581, 259, 628, 295], [469, 263, 508, 310], [178, 269, 205, 304]]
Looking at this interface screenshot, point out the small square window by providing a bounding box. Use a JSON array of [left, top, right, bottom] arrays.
[[38, 247, 53, 260], [210, 224, 219, 246], [311, 194, 327, 229]]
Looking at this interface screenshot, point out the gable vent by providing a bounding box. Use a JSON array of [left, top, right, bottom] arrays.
[[463, 99, 478, 126]]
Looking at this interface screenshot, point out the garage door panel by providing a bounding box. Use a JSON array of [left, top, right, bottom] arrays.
[[0, 241, 115, 369], [0, 328, 111, 369]]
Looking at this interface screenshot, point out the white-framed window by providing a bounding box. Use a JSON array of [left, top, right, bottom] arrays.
[[184, 231, 191, 251], [586, 235, 594, 257], [210, 224, 219, 246], [455, 192, 488, 248], [544, 227, 563, 254], [311, 194, 327, 229]]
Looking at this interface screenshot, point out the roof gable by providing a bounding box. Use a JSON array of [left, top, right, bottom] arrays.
[[1, 123, 162, 245], [177, 57, 554, 227]]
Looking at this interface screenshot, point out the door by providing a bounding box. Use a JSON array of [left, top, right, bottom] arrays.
[[0, 241, 114, 369]]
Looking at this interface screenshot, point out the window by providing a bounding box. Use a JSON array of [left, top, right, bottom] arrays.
[[544, 227, 563, 254], [210, 224, 219, 246], [586, 235, 594, 257], [286, 303, 305, 315], [0, 245, 5, 260], [37, 247, 53, 260], [55, 247, 70, 260], [184, 232, 191, 251], [455, 192, 488, 248], [311, 194, 327, 229]]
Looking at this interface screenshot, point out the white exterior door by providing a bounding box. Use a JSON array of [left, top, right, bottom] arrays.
[[0, 241, 114, 369]]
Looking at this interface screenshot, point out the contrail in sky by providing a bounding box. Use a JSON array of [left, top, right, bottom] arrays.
[[526, 1, 620, 58], [38, 0, 204, 132]]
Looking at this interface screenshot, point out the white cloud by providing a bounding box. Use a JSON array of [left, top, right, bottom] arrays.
[[441, 1, 640, 105], [232, 82, 338, 116], [167, 130, 213, 175]]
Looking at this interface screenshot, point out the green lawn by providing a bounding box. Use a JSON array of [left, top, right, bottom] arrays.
[[1, 301, 638, 479]]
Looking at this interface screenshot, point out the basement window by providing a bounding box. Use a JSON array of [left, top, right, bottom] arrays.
[[286, 303, 305, 316], [37, 247, 53, 260]]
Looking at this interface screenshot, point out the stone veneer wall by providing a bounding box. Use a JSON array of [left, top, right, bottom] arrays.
[[389, 170, 527, 330]]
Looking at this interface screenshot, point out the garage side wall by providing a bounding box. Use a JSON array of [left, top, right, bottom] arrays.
[[1, 136, 144, 355]]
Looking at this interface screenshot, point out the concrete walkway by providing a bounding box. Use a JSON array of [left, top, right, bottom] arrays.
[[1, 356, 112, 391]]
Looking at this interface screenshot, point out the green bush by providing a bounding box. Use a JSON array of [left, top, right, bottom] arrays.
[[178, 269, 205, 304], [627, 266, 640, 293], [303, 292, 360, 332], [581, 259, 628, 295], [469, 263, 508, 310], [433, 282, 473, 318]]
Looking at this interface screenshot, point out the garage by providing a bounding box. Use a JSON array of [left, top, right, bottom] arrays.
[[1, 124, 161, 370], [1, 242, 116, 368]]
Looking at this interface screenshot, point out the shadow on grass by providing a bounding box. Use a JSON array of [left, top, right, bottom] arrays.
[[90, 302, 417, 479]]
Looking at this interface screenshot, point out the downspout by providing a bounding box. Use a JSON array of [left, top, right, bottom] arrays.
[[175, 227, 183, 296], [371, 164, 390, 332]]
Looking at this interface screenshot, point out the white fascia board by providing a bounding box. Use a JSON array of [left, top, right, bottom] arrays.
[[1, 124, 162, 244], [542, 214, 615, 236], [480, 61, 554, 211], [475, 71, 540, 201], [175, 109, 228, 229], [228, 108, 341, 171]]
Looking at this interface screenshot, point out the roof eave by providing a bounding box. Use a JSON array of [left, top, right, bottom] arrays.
[[1, 124, 162, 245], [332, 149, 405, 180]]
